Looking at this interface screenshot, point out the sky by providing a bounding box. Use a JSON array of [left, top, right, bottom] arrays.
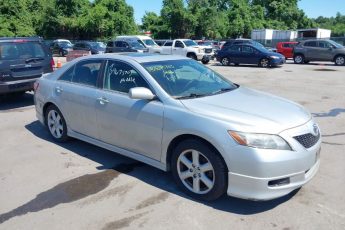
[[125, 0, 345, 24]]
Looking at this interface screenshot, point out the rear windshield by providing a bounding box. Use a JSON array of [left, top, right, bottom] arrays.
[[0, 42, 46, 60]]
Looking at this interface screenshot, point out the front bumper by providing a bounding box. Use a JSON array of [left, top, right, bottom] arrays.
[[228, 156, 320, 200], [271, 57, 286, 66], [226, 120, 321, 200], [196, 53, 214, 61], [0, 78, 36, 95]]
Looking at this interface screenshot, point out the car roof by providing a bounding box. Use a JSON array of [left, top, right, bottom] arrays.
[[74, 53, 189, 64], [0, 36, 43, 43]]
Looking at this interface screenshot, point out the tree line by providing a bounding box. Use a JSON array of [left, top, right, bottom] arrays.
[[0, 0, 344, 40]]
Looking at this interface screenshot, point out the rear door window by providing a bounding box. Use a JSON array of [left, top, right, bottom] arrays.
[[304, 41, 317, 47], [0, 42, 46, 60], [72, 60, 103, 87]]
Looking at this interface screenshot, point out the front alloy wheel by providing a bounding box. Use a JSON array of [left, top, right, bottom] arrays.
[[260, 58, 270, 68], [171, 139, 227, 201], [177, 150, 215, 194]]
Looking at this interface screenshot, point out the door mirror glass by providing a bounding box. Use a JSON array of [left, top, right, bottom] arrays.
[[129, 87, 155, 100]]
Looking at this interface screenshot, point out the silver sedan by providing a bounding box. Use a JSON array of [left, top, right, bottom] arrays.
[[34, 54, 321, 201]]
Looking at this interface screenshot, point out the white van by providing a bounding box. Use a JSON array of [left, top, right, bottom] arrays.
[[116, 35, 160, 53]]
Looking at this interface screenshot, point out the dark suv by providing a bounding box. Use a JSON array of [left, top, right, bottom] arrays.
[[0, 37, 54, 95], [293, 39, 345, 65]]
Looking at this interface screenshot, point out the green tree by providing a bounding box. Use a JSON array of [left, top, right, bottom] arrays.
[[0, 0, 35, 36]]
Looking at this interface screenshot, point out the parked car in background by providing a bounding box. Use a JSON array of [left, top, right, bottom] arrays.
[[155, 40, 168, 46], [276, 42, 298, 59], [105, 40, 148, 53], [153, 39, 213, 64], [50, 40, 73, 57], [116, 35, 160, 53], [222, 39, 262, 50], [53, 39, 72, 46], [216, 44, 285, 67], [73, 41, 106, 55], [293, 39, 345, 65], [34, 53, 320, 201], [0, 36, 54, 95]]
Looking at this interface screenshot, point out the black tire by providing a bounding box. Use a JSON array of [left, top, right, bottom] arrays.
[[334, 55, 345, 66], [221, 57, 230, 66], [45, 105, 69, 142], [201, 59, 209, 64], [294, 54, 305, 64], [234, 63, 239, 66], [187, 53, 197, 60], [259, 58, 270, 68], [171, 139, 227, 201]]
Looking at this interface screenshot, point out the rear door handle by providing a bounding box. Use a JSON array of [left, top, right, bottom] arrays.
[[97, 97, 109, 105], [55, 86, 63, 93]]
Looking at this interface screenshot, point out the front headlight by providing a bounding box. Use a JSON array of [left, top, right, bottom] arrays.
[[270, 56, 279, 59], [228, 131, 292, 150]]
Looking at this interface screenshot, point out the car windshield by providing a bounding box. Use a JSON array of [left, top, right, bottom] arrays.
[[328, 40, 343, 48], [90, 42, 106, 49], [59, 42, 72, 48], [142, 59, 238, 99], [184, 40, 198, 47], [251, 41, 265, 49], [143, 39, 157, 46], [0, 42, 46, 60], [254, 45, 269, 53]]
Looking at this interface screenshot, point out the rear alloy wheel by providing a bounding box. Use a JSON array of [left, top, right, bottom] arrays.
[[335, 55, 345, 66], [260, 58, 270, 68], [171, 139, 227, 201], [46, 105, 69, 142], [221, 57, 230, 66], [294, 54, 304, 64]]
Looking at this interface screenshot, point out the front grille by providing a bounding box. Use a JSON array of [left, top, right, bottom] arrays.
[[204, 48, 212, 54], [294, 133, 320, 148]]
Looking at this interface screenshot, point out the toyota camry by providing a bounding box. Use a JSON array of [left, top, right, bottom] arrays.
[[34, 54, 321, 201]]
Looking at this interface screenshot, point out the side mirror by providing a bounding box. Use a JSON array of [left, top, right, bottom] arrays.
[[129, 87, 156, 100]]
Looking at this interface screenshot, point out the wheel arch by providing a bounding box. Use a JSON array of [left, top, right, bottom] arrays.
[[186, 52, 197, 59], [165, 134, 228, 173], [333, 53, 345, 62], [42, 102, 61, 125]]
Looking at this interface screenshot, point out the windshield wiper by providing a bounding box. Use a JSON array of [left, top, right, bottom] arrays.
[[210, 87, 233, 95], [25, 57, 44, 63], [175, 93, 207, 100]]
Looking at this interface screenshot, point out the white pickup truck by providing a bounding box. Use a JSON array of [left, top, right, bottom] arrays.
[[152, 39, 214, 64]]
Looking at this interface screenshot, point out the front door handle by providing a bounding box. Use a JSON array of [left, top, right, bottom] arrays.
[[55, 86, 63, 93], [97, 97, 109, 105]]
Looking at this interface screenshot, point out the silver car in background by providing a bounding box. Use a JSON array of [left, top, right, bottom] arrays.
[[34, 54, 321, 201]]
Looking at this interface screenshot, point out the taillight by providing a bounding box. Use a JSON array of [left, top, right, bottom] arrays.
[[50, 58, 55, 70], [33, 81, 39, 92]]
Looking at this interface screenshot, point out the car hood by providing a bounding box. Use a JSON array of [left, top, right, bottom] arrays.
[[180, 87, 311, 134]]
